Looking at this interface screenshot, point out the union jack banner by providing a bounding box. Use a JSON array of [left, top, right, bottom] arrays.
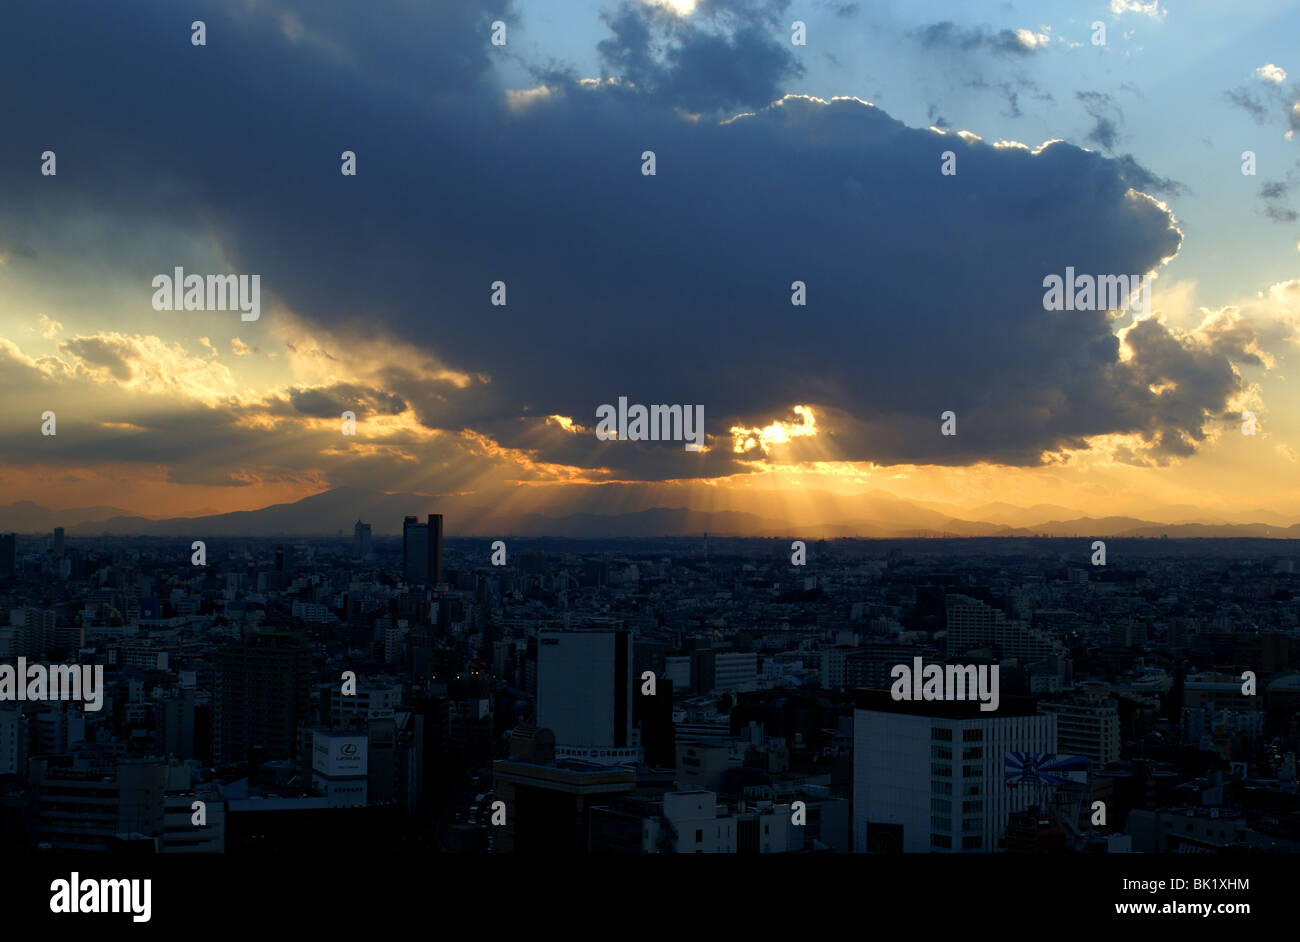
[[1004, 752, 1087, 785]]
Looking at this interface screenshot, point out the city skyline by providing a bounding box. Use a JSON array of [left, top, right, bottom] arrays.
[[2, 0, 1295, 924]]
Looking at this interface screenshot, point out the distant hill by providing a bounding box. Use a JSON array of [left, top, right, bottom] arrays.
[[0, 501, 140, 532], [2, 488, 1297, 539]]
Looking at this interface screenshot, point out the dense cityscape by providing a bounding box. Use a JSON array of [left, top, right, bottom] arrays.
[[1, 519, 1297, 856]]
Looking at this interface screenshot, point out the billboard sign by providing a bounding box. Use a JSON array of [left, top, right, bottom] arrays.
[[312, 732, 368, 777], [1004, 752, 1087, 786]]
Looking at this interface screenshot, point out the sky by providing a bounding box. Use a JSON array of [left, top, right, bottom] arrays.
[[1, 0, 1298, 531]]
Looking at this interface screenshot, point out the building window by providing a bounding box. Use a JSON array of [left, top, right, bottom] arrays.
[[932, 781, 952, 796], [931, 816, 951, 832], [931, 727, 953, 741], [931, 745, 952, 759], [962, 800, 982, 813], [962, 747, 983, 760], [931, 834, 952, 848], [964, 783, 982, 796], [962, 729, 983, 742], [963, 765, 983, 777], [932, 798, 951, 813], [696, 829, 703, 842], [962, 836, 983, 849], [931, 764, 952, 777]]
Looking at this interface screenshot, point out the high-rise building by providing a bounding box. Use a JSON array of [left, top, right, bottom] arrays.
[[400, 694, 450, 821], [821, 646, 856, 689], [636, 676, 675, 768], [309, 728, 369, 808], [213, 632, 311, 769], [401, 514, 443, 584], [52, 527, 64, 555], [493, 758, 637, 853], [428, 513, 443, 585], [944, 595, 1007, 654], [537, 630, 632, 752], [330, 677, 402, 721], [352, 520, 372, 559], [1040, 692, 1120, 766], [29, 757, 225, 853], [403, 516, 427, 583], [0, 533, 15, 577], [0, 709, 29, 777], [714, 652, 758, 693], [12, 607, 57, 658], [158, 688, 196, 759], [845, 642, 931, 690], [853, 689, 1056, 853], [945, 594, 1064, 662], [690, 648, 715, 695]]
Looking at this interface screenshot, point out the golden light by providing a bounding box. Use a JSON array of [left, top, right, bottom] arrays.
[[730, 405, 817, 454]]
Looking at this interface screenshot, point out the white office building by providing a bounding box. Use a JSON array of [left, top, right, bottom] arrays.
[[663, 790, 736, 853], [854, 690, 1056, 853], [311, 730, 369, 808], [714, 652, 758, 693], [537, 630, 633, 751]]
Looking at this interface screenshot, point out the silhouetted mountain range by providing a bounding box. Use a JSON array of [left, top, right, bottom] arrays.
[[2, 487, 1299, 539]]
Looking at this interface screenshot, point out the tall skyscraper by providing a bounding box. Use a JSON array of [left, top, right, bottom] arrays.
[[403, 516, 428, 584], [402, 514, 443, 583], [353, 520, 372, 559], [537, 630, 632, 752], [427, 514, 443, 585], [213, 632, 311, 769], [51, 527, 64, 555], [853, 689, 1056, 853]]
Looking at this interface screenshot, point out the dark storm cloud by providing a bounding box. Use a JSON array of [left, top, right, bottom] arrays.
[[286, 385, 406, 420], [0, 0, 1268, 482], [597, 0, 804, 114], [1109, 154, 1186, 198], [911, 21, 1045, 57]]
